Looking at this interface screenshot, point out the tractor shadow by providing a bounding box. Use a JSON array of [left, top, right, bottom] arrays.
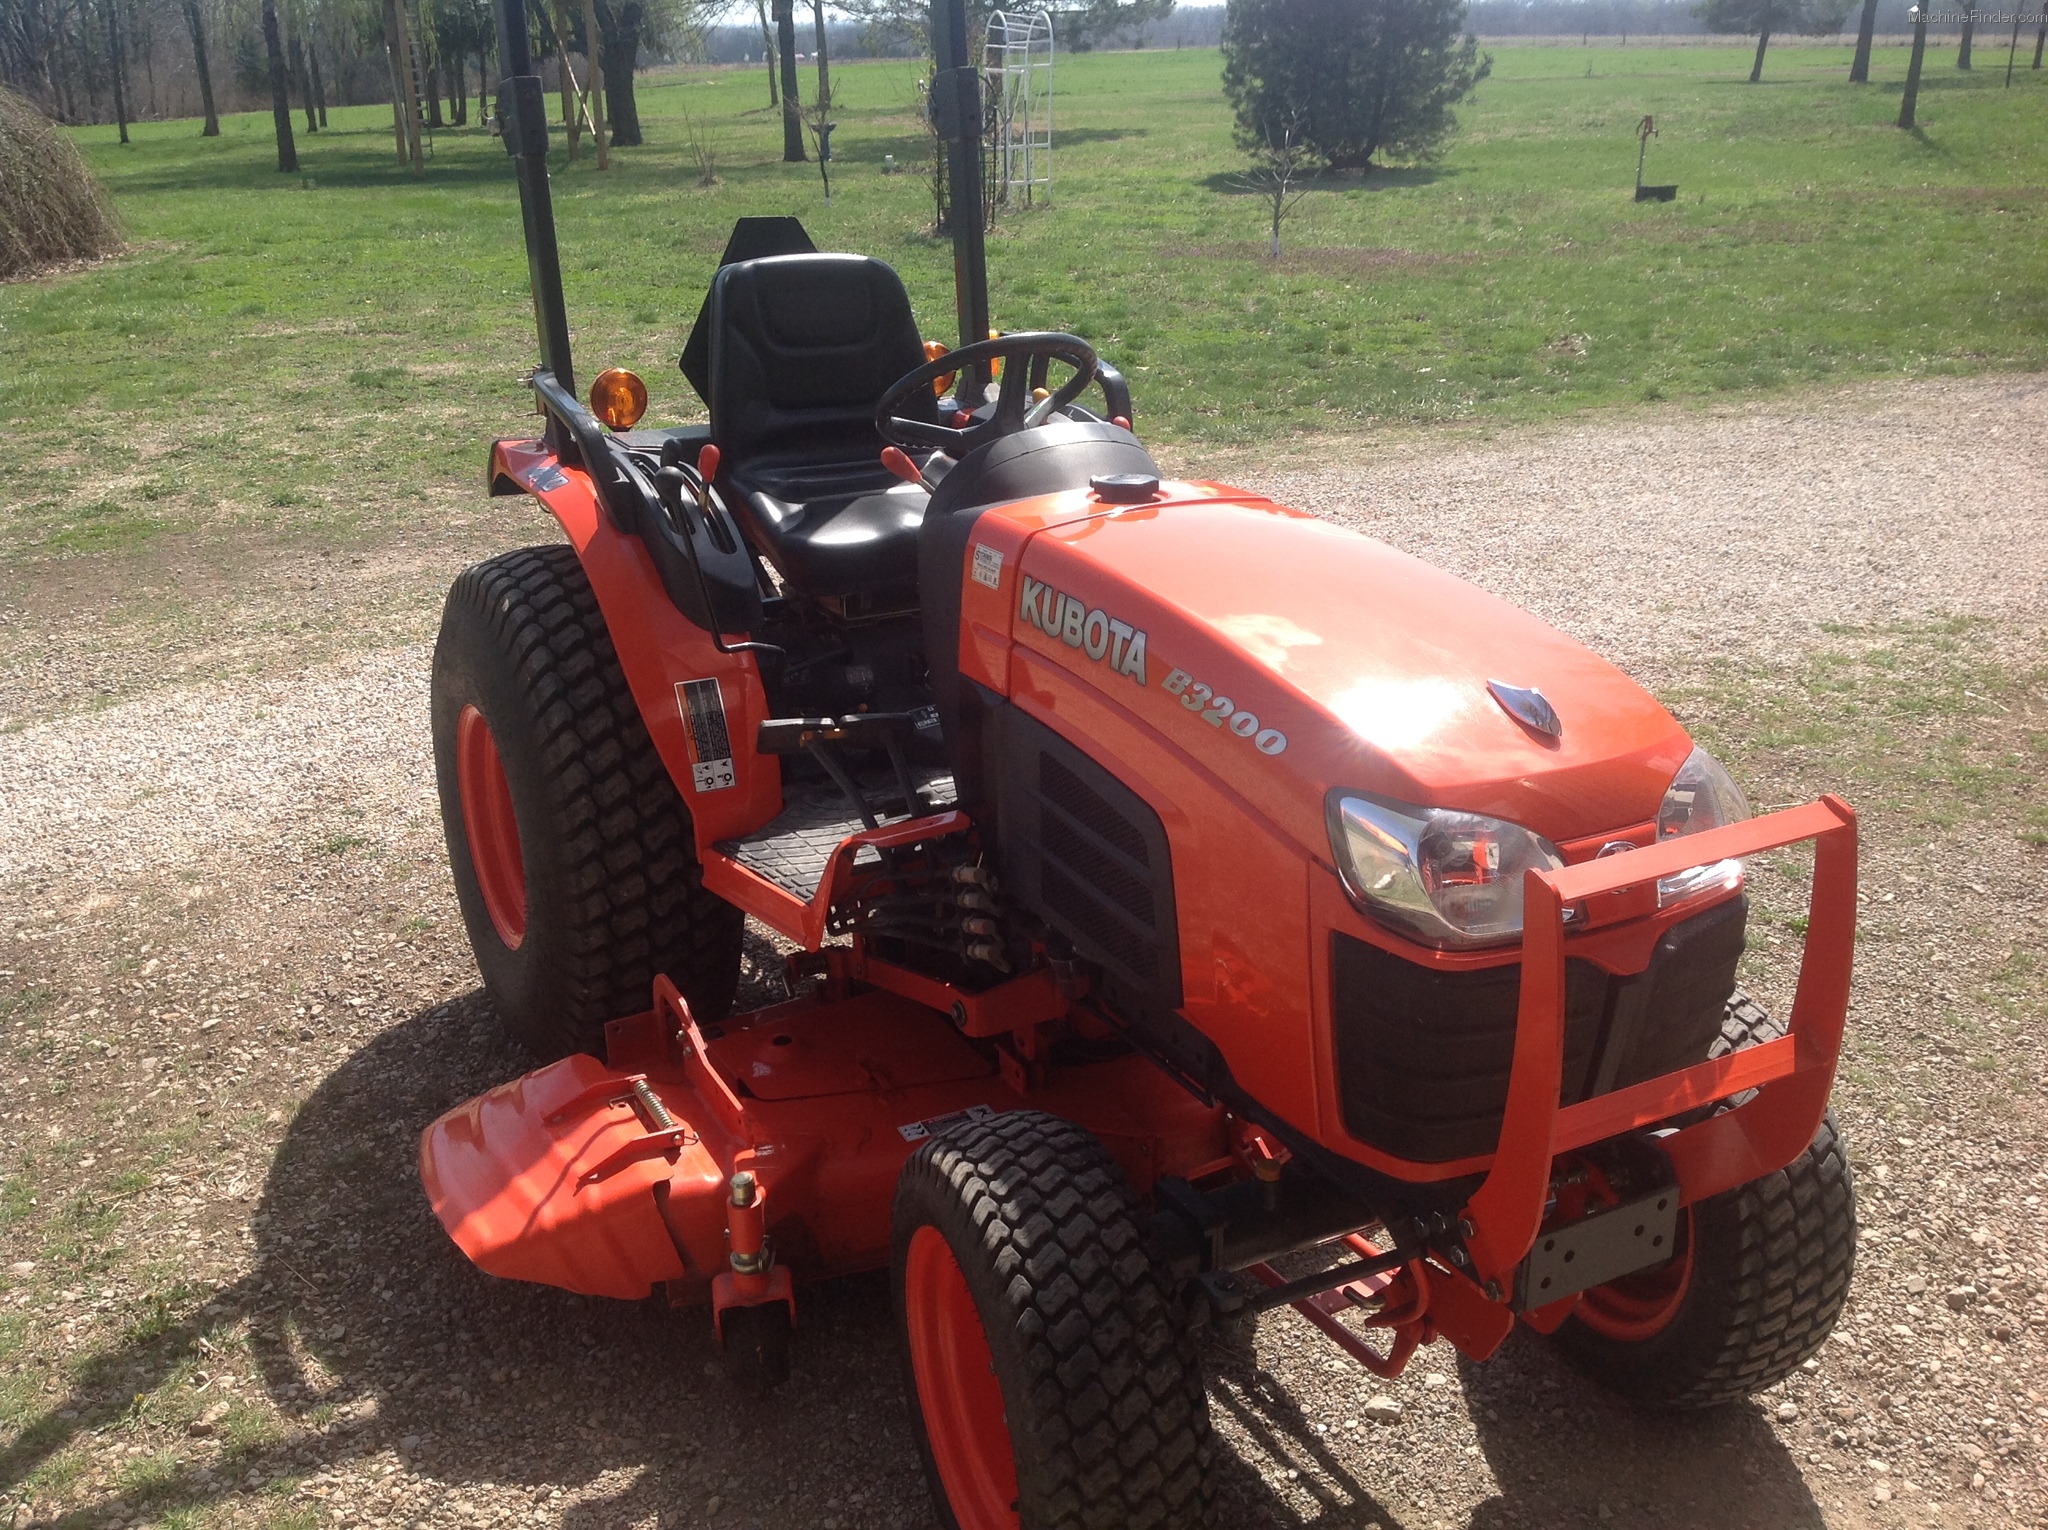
[[0, 930, 937, 1528], [1198, 1306, 1831, 1529], [0, 927, 1825, 1530]]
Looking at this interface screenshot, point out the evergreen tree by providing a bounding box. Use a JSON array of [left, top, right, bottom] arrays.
[[1221, 0, 1490, 171], [1697, 0, 1849, 82]]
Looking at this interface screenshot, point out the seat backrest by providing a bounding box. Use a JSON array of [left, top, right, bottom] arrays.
[[707, 253, 938, 470]]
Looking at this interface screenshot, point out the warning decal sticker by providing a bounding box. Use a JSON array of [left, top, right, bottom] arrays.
[[896, 1104, 996, 1143], [971, 542, 1004, 590], [676, 678, 736, 793]]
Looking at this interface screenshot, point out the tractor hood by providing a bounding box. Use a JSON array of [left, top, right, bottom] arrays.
[[1002, 488, 1694, 862]]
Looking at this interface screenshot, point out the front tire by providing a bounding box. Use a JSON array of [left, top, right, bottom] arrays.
[[1552, 996, 1858, 1407], [431, 544, 744, 1058], [891, 1112, 1211, 1530]]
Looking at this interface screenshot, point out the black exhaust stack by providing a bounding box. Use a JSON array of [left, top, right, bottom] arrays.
[[494, 0, 574, 405], [931, 0, 992, 404]]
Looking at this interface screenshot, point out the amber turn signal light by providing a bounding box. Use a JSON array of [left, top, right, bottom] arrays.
[[923, 338, 955, 398], [589, 368, 648, 431]]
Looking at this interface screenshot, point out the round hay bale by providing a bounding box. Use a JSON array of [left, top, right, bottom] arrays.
[[0, 87, 122, 281]]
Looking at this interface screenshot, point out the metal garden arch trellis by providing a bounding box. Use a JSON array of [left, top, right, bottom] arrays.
[[983, 9, 1053, 207]]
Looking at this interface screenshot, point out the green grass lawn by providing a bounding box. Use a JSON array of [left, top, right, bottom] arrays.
[[0, 40, 2042, 557]]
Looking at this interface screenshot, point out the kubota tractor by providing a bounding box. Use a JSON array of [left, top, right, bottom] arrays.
[[418, 2, 1860, 1523]]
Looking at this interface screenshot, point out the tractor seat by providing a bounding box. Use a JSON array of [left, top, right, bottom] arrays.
[[705, 253, 941, 599]]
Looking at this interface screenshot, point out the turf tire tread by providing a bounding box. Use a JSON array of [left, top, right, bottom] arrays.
[[434, 545, 741, 1055], [1555, 992, 1858, 1408], [894, 1111, 1211, 1530]]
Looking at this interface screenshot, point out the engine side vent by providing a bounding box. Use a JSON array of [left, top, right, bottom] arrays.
[[1040, 755, 1150, 867], [991, 704, 1181, 1008]]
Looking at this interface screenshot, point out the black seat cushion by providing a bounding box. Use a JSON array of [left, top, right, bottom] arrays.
[[731, 459, 929, 598], [706, 253, 939, 596]]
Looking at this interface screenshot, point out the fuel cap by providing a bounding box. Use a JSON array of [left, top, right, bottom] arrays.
[[1090, 473, 1160, 503]]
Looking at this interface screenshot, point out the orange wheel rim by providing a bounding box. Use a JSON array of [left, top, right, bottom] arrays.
[[904, 1225, 1020, 1530], [1577, 1206, 1694, 1342], [456, 704, 526, 950]]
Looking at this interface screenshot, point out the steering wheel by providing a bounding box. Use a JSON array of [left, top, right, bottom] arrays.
[[875, 332, 1099, 454]]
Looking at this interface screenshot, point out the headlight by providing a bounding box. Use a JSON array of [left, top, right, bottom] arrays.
[[1655, 746, 1751, 906], [1328, 792, 1566, 950]]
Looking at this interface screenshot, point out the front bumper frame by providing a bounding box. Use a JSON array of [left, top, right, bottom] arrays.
[[1460, 795, 1858, 1290]]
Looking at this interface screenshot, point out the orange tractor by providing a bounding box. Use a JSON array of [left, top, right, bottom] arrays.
[[419, 3, 1860, 1523]]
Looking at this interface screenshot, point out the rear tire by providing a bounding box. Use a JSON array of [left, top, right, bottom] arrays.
[[891, 1112, 1211, 1530], [1552, 995, 1858, 1407], [431, 544, 743, 1058]]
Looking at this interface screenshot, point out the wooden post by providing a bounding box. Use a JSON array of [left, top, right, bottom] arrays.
[[391, 0, 425, 174]]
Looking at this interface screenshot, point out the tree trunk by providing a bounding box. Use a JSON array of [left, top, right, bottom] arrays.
[[104, 0, 129, 143], [427, 53, 445, 129], [478, 48, 491, 118], [553, 4, 579, 158], [810, 0, 829, 108], [2034, 22, 2044, 67], [290, 33, 316, 132], [180, 0, 219, 134], [385, 15, 408, 161], [582, 0, 607, 164], [448, 51, 465, 124], [755, 0, 777, 106], [308, 31, 328, 125], [1956, 14, 1973, 67], [262, 0, 299, 170], [1898, 10, 1928, 126], [773, 0, 803, 160], [1749, 23, 1772, 82], [1848, 0, 1879, 80], [596, 0, 642, 147]]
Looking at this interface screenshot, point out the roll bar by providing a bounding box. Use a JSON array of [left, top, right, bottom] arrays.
[[487, 0, 996, 416]]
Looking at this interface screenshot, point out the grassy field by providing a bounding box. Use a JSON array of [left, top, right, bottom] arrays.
[[0, 41, 2042, 559]]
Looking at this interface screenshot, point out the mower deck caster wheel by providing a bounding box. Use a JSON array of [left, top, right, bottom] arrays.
[[718, 1303, 792, 1396], [892, 1111, 1212, 1530]]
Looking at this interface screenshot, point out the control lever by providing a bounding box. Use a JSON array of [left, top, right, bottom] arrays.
[[689, 445, 739, 554], [880, 446, 939, 493]]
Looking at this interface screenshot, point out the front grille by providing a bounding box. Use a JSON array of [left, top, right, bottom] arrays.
[[1331, 896, 1748, 1164]]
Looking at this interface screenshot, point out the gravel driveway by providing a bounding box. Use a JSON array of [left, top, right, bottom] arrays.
[[1, 373, 2043, 1530]]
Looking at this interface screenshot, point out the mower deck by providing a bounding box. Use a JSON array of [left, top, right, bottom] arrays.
[[421, 970, 1228, 1307]]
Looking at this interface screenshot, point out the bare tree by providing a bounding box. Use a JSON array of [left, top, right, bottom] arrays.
[[1898, 0, 1928, 127], [772, 0, 802, 159], [800, 70, 832, 198], [178, 0, 219, 133], [1847, 0, 1878, 80], [753, 0, 775, 105], [102, 0, 128, 141], [1237, 114, 1312, 258], [261, 0, 298, 169], [809, 0, 827, 107]]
